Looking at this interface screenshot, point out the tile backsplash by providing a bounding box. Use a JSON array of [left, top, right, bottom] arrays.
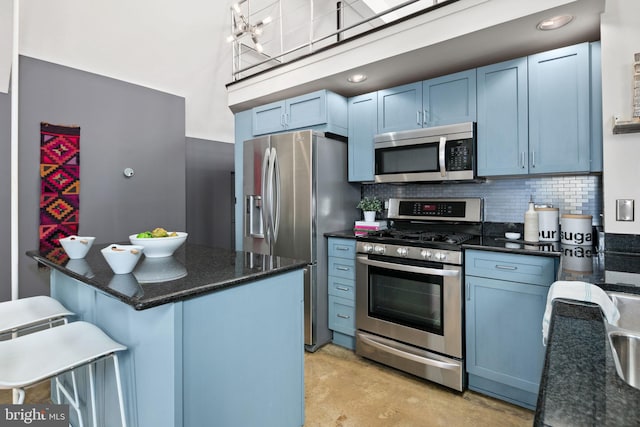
[[362, 175, 603, 225]]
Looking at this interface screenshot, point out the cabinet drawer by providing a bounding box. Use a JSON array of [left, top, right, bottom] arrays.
[[328, 257, 355, 280], [328, 295, 355, 336], [328, 277, 355, 300], [328, 238, 356, 259], [465, 250, 555, 286]]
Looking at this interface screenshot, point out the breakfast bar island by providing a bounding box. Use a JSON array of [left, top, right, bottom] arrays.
[[27, 243, 307, 427]]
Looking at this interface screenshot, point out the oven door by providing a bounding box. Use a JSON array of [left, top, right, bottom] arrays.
[[355, 254, 462, 358]]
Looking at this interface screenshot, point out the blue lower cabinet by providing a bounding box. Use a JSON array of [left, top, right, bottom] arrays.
[[327, 238, 356, 350], [465, 250, 556, 409]]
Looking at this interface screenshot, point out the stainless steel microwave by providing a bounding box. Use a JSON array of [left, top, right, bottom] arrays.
[[374, 122, 477, 183]]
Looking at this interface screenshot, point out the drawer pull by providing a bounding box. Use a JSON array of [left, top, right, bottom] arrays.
[[336, 246, 350, 251], [336, 286, 350, 291], [337, 314, 351, 319], [495, 264, 517, 271], [336, 266, 351, 271]]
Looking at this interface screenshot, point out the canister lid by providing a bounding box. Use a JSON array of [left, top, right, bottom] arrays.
[[535, 207, 559, 211], [561, 214, 592, 219]]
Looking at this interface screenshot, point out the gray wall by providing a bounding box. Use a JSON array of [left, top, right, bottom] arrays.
[[186, 138, 234, 250], [1, 56, 186, 300], [0, 86, 10, 300]]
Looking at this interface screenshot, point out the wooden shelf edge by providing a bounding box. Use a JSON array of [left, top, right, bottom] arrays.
[[613, 120, 640, 134]]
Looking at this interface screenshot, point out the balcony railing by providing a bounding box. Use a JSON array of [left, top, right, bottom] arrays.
[[228, 0, 456, 82]]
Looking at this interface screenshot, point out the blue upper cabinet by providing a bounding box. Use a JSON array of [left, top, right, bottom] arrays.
[[528, 43, 591, 174], [252, 90, 347, 137], [476, 58, 529, 176], [377, 70, 476, 134], [423, 69, 477, 127], [377, 82, 423, 133], [590, 41, 603, 172], [348, 92, 377, 182]]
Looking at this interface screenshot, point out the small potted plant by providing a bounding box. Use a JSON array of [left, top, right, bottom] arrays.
[[357, 197, 382, 222]]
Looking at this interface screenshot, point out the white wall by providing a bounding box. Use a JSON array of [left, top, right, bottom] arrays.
[[17, 0, 234, 143], [0, 0, 12, 93], [601, 0, 640, 234]]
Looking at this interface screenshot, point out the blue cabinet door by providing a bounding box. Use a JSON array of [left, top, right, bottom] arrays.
[[476, 58, 529, 176], [423, 69, 477, 127], [348, 92, 377, 182], [252, 100, 286, 135], [528, 43, 591, 174], [377, 82, 422, 133], [590, 41, 603, 172], [466, 275, 550, 408], [287, 90, 327, 130]]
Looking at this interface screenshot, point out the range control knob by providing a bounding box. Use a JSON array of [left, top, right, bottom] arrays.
[[362, 244, 374, 253], [396, 247, 408, 257], [420, 250, 432, 259], [374, 245, 386, 255], [435, 252, 447, 261]]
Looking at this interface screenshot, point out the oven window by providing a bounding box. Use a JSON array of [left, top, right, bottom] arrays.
[[376, 144, 438, 174], [368, 265, 443, 335]]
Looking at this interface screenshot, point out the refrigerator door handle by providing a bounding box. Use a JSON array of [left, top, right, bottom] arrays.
[[271, 147, 281, 242], [261, 148, 271, 245]]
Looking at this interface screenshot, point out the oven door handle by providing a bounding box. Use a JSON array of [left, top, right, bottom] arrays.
[[359, 333, 460, 370], [357, 256, 459, 277]]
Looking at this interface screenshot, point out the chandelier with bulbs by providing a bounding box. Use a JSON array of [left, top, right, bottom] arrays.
[[226, 2, 272, 54]]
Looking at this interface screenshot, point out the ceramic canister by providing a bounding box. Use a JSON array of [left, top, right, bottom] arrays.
[[560, 214, 593, 246], [536, 207, 559, 242], [561, 244, 594, 273]]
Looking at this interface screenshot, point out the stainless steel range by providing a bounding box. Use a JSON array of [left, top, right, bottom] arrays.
[[355, 197, 483, 392]]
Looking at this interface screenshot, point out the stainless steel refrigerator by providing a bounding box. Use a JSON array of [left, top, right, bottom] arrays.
[[243, 130, 360, 351]]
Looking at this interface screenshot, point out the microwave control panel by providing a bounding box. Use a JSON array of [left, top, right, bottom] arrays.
[[446, 139, 473, 171]]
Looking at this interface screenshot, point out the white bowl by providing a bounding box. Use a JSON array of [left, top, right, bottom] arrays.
[[505, 232, 521, 240], [59, 236, 96, 259], [101, 244, 144, 274], [129, 232, 188, 258]]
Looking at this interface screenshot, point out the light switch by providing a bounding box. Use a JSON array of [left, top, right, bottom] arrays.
[[616, 199, 634, 221]]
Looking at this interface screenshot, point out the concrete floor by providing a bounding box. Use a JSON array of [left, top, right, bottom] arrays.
[[2, 343, 534, 426], [305, 344, 534, 427]]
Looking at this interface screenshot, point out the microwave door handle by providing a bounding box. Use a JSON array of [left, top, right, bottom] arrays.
[[356, 255, 459, 277], [439, 136, 447, 177]]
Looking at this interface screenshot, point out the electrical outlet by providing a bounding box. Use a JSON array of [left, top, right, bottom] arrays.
[[616, 199, 634, 221]]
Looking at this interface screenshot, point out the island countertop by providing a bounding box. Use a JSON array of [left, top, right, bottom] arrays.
[[27, 243, 308, 310]]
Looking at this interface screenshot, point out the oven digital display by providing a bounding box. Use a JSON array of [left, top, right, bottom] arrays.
[[397, 201, 467, 217]]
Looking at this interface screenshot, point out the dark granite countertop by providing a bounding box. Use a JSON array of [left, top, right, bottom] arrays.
[[27, 243, 307, 311]]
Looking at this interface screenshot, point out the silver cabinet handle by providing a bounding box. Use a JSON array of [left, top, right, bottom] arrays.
[[521, 152, 526, 169], [423, 109, 428, 125], [337, 314, 351, 319], [336, 286, 350, 291], [416, 110, 421, 125], [495, 264, 518, 270], [466, 281, 470, 301], [336, 266, 351, 271], [531, 150, 535, 168], [336, 246, 350, 251]]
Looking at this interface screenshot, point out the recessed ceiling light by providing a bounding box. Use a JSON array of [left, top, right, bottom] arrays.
[[348, 73, 367, 83], [536, 15, 574, 31]]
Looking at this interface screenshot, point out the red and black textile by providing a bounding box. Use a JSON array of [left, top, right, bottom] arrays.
[[39, 122, 80, 261]]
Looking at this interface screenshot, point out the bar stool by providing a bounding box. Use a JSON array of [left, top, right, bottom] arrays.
[[0, 295, 73, 337], [0, 321, 128, 427]]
